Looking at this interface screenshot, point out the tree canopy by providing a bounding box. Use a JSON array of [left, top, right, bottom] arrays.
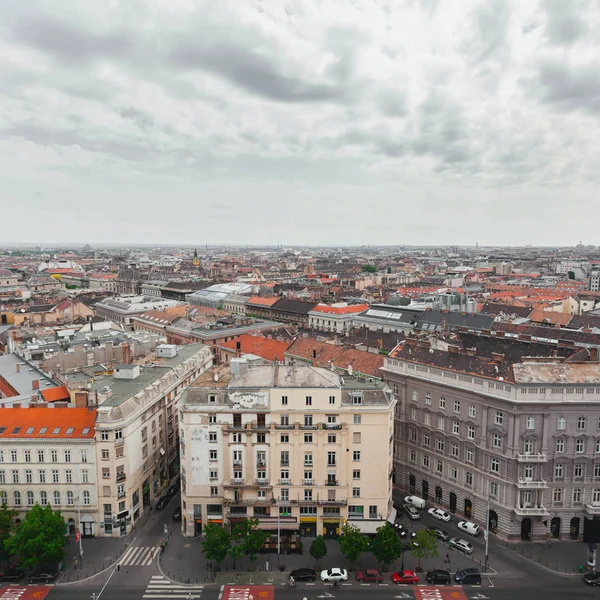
[[201, 522, 231, 567], [410, 529, 439, 566], [371, 522, 403, 566], [338, 523, 368, 567], [361, 264, 377, 273], [309, 535, 328, 566], [0, 504, 18, 563], [233, 518, 267, 564]]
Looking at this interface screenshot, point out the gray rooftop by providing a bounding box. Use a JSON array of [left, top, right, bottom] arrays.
[[0, 353, 57, 394], [230, 364, 341, 389]]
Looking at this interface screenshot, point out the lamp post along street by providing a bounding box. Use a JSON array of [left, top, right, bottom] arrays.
[[277, 497, 281, 566], [484, 496, 490, 573]]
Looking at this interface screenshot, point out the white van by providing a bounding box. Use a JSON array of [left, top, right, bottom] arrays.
[[404, 495, 426, 510]]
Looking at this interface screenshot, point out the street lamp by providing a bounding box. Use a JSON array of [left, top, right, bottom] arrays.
[[74, 493, 83, 562], [484, 496, 491, 573], [276, 497, 281, 566]]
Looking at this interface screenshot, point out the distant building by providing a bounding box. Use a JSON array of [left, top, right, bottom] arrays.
[[308, 303, 369, 334], [93, 296, 185, 330]]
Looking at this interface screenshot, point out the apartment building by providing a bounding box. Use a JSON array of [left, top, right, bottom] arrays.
[[308, 303, 369, 334], [66, 343, 212, 537], [384, 336, 600, 543], [178, 362, 395, 538], [0, 408, 98, 537]]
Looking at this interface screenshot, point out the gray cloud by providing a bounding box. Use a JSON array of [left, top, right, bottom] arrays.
[[542, 0, 590, 45]]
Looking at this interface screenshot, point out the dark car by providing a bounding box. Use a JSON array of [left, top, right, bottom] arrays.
[[427, 526, 449, 542], [426, 570, 451, 585], [290, 568, 317, 582], [156, 495, 170, 510], [28, 570, 58, 584], [172, 507, 182, 521], [0, 569, 24, 583], [583, 572, 600, 586], [356, 569, 383, 582], [167, 484, 178, 498], [454, 567, 481, 585]]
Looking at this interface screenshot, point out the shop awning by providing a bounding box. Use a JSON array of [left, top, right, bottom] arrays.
[[348, 519, 386, 535], [256, 518, 298, 531], [387, 507, 397, 524]]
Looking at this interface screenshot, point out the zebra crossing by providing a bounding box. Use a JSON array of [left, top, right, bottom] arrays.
[[143, 575, 203, 599], [120, 545, 160, 566]]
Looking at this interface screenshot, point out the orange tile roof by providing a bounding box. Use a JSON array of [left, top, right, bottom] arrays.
[[0, 408, 96, 439], [41, 385, 71, 402], [311, 303, 368, 315], [528, 309, 572, 327], [247, 296, 280, 307], [285, 337, 384, 378], [220, 334, 291, 362]]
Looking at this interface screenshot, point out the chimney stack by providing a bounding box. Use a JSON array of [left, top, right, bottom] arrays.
[[465, 348, 476, 356], [32, 379, 39, 390], [491, 352, 505, 362], [236, 340, 241, 358], [590, 347, 599, 362], [15, 363, 20, 373], [122, 342, 131, 365], [448, 345, 460, 354]]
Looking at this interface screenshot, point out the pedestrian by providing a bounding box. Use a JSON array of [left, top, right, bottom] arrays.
[[445, 553, 450, 564]]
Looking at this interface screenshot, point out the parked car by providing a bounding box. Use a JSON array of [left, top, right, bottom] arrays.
[[172, 507, 182, 521], [321, 568, 348, 582], [449, 537, 474, 554], [427, 526, 449, 542], [28, 570, 58, 584], [426, 570, 451, 585], [454, 568, 481, 584], [0, 569, 24, 583], [583, 572, 600, 586], [427, 507, 451, 523], [457, 521, 480, 536], [392, 570, 418, 584], [356, 569, 383, 582], [290, 568, 317, 582], [404, 504, 420, 520], [156, 495, 170, 510], [404, 495, 426, 510]]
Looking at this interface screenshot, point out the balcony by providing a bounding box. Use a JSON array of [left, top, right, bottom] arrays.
[[280, 462, 290, 467], [275, 424, 293, 430], [516, 478, 548, 489], [233, 459, 243, 466], [325, 480, 338, 486], [116, 473, 126, 483], [115, 438, 124, 446], [513, 505, 550, 517], [231, 478, 244, 485], [255, 478, 270, 485], [303, 479, 314, 485], [318, 499, 347, 506], [279, 479, 290, 485], [585, 503, 600, 516], [303, 461, 313, 467], [117, 491, 126, 499], [324, 424, 342, 430], [298, 499, 316, 506], [256, 461, 266, 468], [516, 453, 548, 463]]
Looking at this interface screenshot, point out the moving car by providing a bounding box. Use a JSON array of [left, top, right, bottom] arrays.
[[321, 568, 348, 582], [404, 495, 426, 510], [28, 570, 58, 584], [583, 572, 600, 586], [454, 568, 481, 584], [427, 507, 451, 523], [290, 568, 317, 582], [457, 521, 480, 536], [426, 570, 451, 585], [156, 495, 170, 510], [404, 504, 420, 520], [0, 569, 24, 583], [172, 507, 182, 521], [448, 537, 474, 554], [392, 570, 418, 584], [356, 569, 383, 582], [427, 526, 449, 542]]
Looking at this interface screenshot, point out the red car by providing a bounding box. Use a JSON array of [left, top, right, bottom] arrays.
[[392, 570, 419, 584], [356, 569, 383, 582]]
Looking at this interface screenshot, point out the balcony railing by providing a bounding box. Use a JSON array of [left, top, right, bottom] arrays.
[[256, 460, 266, 467], [304, 461, 313, 467], [231, 478, 244, 485], [325, 480, 338, 486], [279, 478, 290, 485], [233, 459, 243, 466], [303, 479, 314, 485], [318, 499, 347, 506], [324, 424, 342, 430], [255, 478, 270, 485], [115, 438, 124, 446], [117, 491, 126, 499], [516, 478, 548, 489], [513, 505, 549, 516], [116, 473, 126, 483], [516, 453, 548, 463], [585, 503, 600, 516], [280, 461, 290, 467]]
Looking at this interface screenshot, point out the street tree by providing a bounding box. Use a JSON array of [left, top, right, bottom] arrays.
[[230, 543, 245, 570], [338, 523, 368, 570], [410, 529, 438, 569], [0, 504, 18, 564], [233, 518, 267, 564], [309, 535, 327, 567], [361, 264, 377, 273], [201, 522, 231, 569], [6, 504, 65, 569], [371, 523, 403, 568]]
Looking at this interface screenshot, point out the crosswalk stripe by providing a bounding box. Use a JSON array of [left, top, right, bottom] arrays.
[[119, 545, 160, 566], [143, 596, 201, 599], [120, 546, 136, 564], [144, 576, 203, 599]]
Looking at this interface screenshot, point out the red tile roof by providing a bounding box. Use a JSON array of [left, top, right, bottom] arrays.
[[311, 304, 368, 315], [220, 334, 291, 362], [528, 309, 572, 327], [41, 385, 71, 403], [285, 337, 384, 378], [0, 408, 96, 438], [246, 296, 280, 307]]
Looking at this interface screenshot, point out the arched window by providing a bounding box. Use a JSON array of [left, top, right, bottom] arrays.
[[53, 490, 61, 505], [83, 490, 90, 505], [0, 491, 7, 506], [66, 491, 74, 505], [26, 491, 34, 506], [13, 491, 21, 506], [40, 491, 48, 506]]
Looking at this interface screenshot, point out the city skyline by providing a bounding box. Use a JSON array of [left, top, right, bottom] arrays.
[[2, 0, 600, 245]]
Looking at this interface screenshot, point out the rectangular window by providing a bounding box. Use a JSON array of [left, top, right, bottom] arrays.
[[465, 471, 473, 486], [327, 415, 337, 424], [305, 396, 312, 406], [101, 449, 110, 460], [327, 452, 336, 466], [438, 416, 445, 430], [553, 488, 563, 503], [574, 463, 584, 478], [451, 442, 459, 457], [281, 395, 288, 405], [281, 451, 289, 466], [38, 470, 45, 483], [452, 421, 460, 435], [495, 411, 504, 425], [557, 417, 566, 430], [422, 432, 430, 447], [454, 401, 460, 413], [209, 450, 217, 460], [352, 487, 360, 497], [24, 450, 31, 463], [554, 463, 564, 478], [526, 417, 535, 430], [578, 417, 587, 430], [450, 466, 457, 480], [573, 488, 583, 503], [466, 447, 474, 462], [304, 415, 313, 426], [409, 450, 416, 463], [304, 489, 312, 501], [327, 434, 336, 443], [101, 431, 109, 441], [490, 458, 500, 473], [412, 389, 418, 401], [411, 408, 418, 421], [353, 394, 363, 405], [436, 438, 444, 452], [353, 470, 360, 480], [209, 432, 217, 442], [280, 434, 289, 443], [64, 450, 71, 463], [556, 439, 565, 453], [594, 489, 600, 504], [208, 415, 216, 424], [422, 454, 430, 468], [353, 451, 361, 461], [353, 414, 361, 424], [353, 432, 361, 443], [469, 405, 476, 418], [329, 396, 335, 405], [410, 428, 417, 442], [52, 470, 59, 483], [436, 460, 443, 473], [65, 470, 72, 483], [524, 439, 534, 454], [304, 453, 313, 466], [37, 450, 44, 462], [468, 425, 475, 440], [493, 433, 502, 449], [423, 413, 431, 426], [304, 434, 313, 443], [439, 396, 446, 409], [576, 439, 585, 454], [10, 450, 17, 462], [425, 392, 431, 405]]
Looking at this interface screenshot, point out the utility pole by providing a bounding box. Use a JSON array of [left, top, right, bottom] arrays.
[[484, 496, 490, 573], [277, 497, 281, 566]]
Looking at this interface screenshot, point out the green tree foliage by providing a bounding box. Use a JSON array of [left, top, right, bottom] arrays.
[[230, 542, 245, 569], [338, 523, 368, 568], [6, 504, 65, 569], [201, 522, 231, 568], [410, 529, 439, 567], [0, 504, 18, 563], [233, 518, 267, 564], [371, 522, 403, 567], [568, 271, 576, 280], [361, 264, 377, 273], [309, 535, 328, 567]]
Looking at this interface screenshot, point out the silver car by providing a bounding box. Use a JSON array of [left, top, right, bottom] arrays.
[[404, 504, 421, 520], [449, 537, 474, 554]]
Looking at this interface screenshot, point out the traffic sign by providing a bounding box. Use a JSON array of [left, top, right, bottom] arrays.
[[76, 531, 80, 542]]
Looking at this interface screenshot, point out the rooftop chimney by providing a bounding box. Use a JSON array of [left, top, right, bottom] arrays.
[[15, 363, 20, 373], [491, 352, 505, 362], [236, 340, 241, 358], [465, 348, 476, 356], [122, 342, 131, 365], [32, 379, 39, 390], [448, 345, 460, 354], [590, 348, 599, 362]]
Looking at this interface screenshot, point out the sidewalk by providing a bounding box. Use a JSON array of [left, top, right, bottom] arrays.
[[158, 530, 487, 586]]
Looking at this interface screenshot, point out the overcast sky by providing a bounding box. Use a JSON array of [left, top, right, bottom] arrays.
[[2, 0, 599, 246]]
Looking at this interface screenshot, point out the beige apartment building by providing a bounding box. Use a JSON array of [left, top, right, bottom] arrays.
[[66, 343, 212, 536], [178, 361, 395, 538]]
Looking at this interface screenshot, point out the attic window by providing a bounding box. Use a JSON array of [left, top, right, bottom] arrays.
[[209, 395, 216, 403], [52, 427, 61, 434], [352, 394, 363, 405], [39, 427, 47, 434], [82, 428, 90, 435], [12, 427, 21, 434], [25, 427, 35, 434], [66, 428, 74, 435]]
